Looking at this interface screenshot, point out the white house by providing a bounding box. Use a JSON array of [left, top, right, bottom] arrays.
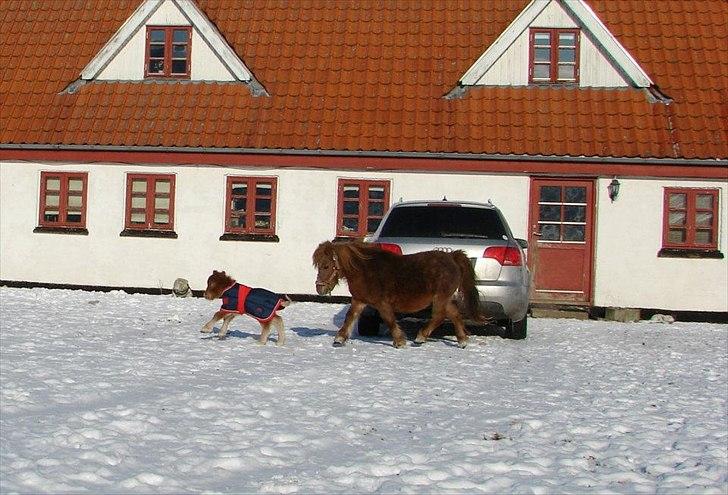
[[1, 0, 726, 318]]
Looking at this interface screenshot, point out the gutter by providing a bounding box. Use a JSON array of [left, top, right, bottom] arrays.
[[1, 144, 726, 167]]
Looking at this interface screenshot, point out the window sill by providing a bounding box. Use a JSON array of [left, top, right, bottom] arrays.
[[120, 229, 178, 239], [34, 226, 88, 235], [219, 233, 279, 242], [658, 248, 724, 259]]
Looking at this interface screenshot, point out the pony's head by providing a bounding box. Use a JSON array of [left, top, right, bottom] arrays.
[[312, 241, 339, 295], [204, 270, 234, 300]]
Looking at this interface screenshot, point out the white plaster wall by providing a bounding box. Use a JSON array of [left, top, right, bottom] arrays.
[[97, 0, 234, 81], [593, 177, 728, 312], [0, 162, 528, 297]]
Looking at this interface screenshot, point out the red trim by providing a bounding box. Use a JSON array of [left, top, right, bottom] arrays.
[[224, 176, 277, 235], [3, 149, 725, 179], [662, 187, 719, 250], [38, 171, 88, 228]]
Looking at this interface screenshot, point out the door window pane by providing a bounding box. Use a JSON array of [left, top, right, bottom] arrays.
[[540, 186, 561, 202]]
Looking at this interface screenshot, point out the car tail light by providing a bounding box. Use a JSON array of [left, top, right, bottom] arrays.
[[375, 242, 403, 255], [483, 246, 522, 266]]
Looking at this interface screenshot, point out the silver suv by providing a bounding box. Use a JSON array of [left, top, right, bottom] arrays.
[[362, 199, 530, 339]]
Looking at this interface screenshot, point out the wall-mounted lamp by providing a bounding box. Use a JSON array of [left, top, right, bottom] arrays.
[[607, 178, 620, 202]]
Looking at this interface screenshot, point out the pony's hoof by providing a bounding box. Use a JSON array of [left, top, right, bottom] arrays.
[[332, 340, 345, 348], [392, 341, 407, 349], [412, 340, 425, 347], [201, 327, 212, 333], [457, 340, 468, 349]]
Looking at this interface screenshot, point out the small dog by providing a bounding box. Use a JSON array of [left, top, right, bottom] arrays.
[[201, 270, 290, 345]]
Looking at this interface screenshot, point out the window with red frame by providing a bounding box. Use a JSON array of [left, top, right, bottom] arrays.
[[124, 174, 175, 231], [337, 179, 390, 238], [225, 177, 277, 234], [663, 188, 719, 250], [530, 28, 579, 84], [38, 172, 88, 229], [145, 26, 191, 78]]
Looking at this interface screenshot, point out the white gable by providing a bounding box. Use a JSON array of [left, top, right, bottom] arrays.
[[459, 0, 652, 89], [80, 0, 265, 92]]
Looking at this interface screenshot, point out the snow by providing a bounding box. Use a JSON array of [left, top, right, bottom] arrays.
[[1, 286, 726, 494]]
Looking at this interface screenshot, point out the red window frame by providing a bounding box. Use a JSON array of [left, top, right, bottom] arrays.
[[224, 177, 278, 235], [124, 174, 176, 231], [662, 188, 719, 250], [38, 171, 88, 228], [336, 179, 390, 238], [145, 26, 192, 79], [529, 28, 580, 84]]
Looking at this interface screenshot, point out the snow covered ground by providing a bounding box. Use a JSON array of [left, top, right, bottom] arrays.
[[1, 286, 726, 494]]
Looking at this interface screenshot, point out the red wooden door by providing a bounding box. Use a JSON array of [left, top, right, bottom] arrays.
[[528, 178, 595, 304]]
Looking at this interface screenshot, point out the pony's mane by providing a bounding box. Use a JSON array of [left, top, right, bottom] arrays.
[[333, 241, 379, 276]]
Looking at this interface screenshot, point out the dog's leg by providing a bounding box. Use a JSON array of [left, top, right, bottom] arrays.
[[218, 314, 236, 340], [273, 315, 285, 346], [259, 321, 271, 345], [201, 310, 226, 333]]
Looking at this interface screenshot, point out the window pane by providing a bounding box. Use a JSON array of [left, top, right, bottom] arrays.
[[558, 64, 575, 80], [535, 47, 550, 62], [559, 47, 575, 63], [149, 45, 165, 58], [131, 212, 146, 224], [155, 180, 170, 194], [66, 213, 82, 223], [132, 179, 147, 193], [45, 194, 60, 207], [563, 225, 585, 242], [68, 179, 83, 192], [231, 216, 246, 228], [564, 205, 586, 223], [540, 186, 561, 202], [669, 211, 686, 226], [155, 197, 169, 210], [696, 194, 714, 210], [342, 217, 358, 232], [256, 183, 272, 197], [564, 186, 586, 203], [368, 202, 384, 216], [232, 198, 246, 211], [343, 201, 359, 215], [368, 186, 385, 200], [540, 224, 560, 241], [154, 212, 169, 224], [255, 198, 271, 213], [367, 218, 382, 233], [172, 44, 187, 57], [68, 195, 82, 208], [150, 30, 165, 42], [173, 29, 188, 43], [46, 178, 60, 191], [148, 60, 164, 73], [171, 60, 187, 74], [131, 196, 146, 209], [668, 193, 686, 209], [232, 184, 247, 196], [559, 32, 576, 47], [695, 230, 713, 244], [44, 211, 59, 222], [533, 64, 550, 79], [255, 215, 271, 229], [539, 204, 561, 222], [668, 228, 685, 243], [343, 186, 359, 199], [534, 32, 550, 45], [695, 211, 713, 227]]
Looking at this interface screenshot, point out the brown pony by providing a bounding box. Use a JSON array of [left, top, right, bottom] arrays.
[[312, 240, 482, 348], [201, 270, 290, 345]]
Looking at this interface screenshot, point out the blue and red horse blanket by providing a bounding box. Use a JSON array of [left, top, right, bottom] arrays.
[[220, 283, 287, 323]]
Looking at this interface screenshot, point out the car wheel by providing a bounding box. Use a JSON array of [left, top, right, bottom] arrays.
[[502, 315, 527, 340], [357, 306, 382, 337]]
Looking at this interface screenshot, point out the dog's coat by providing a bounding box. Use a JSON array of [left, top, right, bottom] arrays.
[[220, 283, 288, 323]]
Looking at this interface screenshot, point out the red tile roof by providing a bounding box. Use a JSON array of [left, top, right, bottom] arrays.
[[0, 0, 726, 160]]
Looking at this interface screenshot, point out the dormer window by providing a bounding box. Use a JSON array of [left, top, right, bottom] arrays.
[[529, 28, 579, 84], [145, 26, 192, 79]]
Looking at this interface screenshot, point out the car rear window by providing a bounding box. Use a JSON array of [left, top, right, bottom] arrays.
[[379, 205, 507, 239]]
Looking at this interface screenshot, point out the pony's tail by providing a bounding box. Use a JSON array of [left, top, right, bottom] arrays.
[[452, 250, 485, 322]]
